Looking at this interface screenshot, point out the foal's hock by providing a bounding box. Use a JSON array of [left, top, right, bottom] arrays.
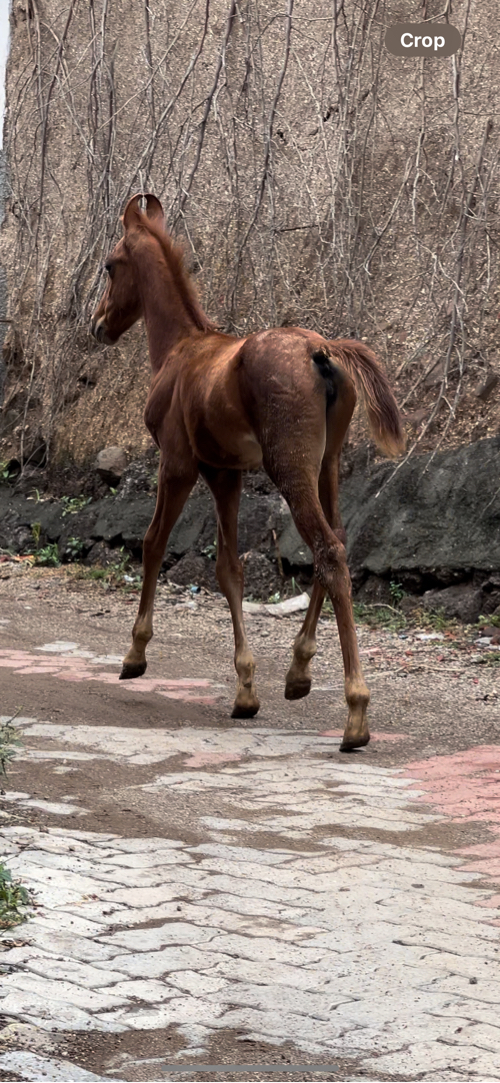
[[91, 193, 405, 751]]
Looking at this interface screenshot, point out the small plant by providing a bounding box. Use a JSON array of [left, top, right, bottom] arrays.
[[78, 566, 107, 581], [477, 614, 500, 628], [351, 601, 407, 632], [475, 652, 500, 666], [0, 717, 31, 928], [0, 714, 22, 775], [31, 522, 60, 564], [423, 607, 450, 632], [75, 548, 141, 590], [61, 495, 91, 516], [65, 536, 85, 561], [0, 864, 30, 928], [0, 460, 11, 482], [390, 581, 405, 605], [202, 539, 217, 560], [34, 542, 60, 566]]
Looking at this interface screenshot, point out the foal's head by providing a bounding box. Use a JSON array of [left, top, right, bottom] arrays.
[[91, 193, 214, 345], [90, 194, 166, 345]]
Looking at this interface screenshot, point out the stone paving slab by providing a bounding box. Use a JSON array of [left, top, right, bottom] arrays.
[[0, 1051, 119, 1081], [3, 717, 500, 1079]]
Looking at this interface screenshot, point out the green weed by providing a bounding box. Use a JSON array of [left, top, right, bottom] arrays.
[[353, 601, 407, 632], [0, 864, 30, 928], [61, 495, 91, 516], [76, 549, 141, 591], [202, 539, 217, 560], [389, 581, 405, 605], [0, 716, 31, 927], [477, 614, 500, 628], [267, 591, 282, 604], [0, 715, 22, 775], [31, 521, 60, 565], [422, 607, 451, 632], [34, 542, 60, 566], [321, 596, 406, 631], [65, 536, 85, 561]]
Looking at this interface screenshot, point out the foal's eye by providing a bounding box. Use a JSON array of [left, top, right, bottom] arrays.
[[105, 262, 115, 279]]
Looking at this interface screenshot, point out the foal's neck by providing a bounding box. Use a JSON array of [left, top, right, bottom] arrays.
[[133, 244, 202, 374], [143, 274, 196, 374]]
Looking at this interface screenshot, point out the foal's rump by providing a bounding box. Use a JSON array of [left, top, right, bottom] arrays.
[[235, 327, 405, 479], [233, 327, 351, 478]]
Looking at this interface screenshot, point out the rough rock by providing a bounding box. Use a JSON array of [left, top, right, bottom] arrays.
[[339, 436, 500, 583], [422, 584, 483, 624], [167, 550, 217, 591], [167, 489, 216, 556], [355, 575, 394, 607], [116, 461, 155, 500], [398, 593, 421, 616], [84, 541, 118, 567], [0, 515, 32, 554], [276, 514, 312, 567], [94, 447, 128, 485], [91, 495, 155, 550], [241, 550, 280, 600]]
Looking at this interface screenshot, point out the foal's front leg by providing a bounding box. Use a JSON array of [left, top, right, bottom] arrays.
[[121, 471, 196, 680], [201, 467, 259, 718]]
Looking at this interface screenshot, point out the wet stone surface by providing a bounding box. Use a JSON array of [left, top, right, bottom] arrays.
[[1, 567, 500, 1080]]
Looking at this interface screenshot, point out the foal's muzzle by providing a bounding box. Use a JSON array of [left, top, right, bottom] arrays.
[[91, 316, 110, 344]]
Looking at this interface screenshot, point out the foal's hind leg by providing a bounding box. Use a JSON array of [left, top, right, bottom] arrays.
[[276, 472, 369, 750], [285, 582, 324, 700], [285, 469, 346, 701], [285, 395, 352, 702], [121, 468, 197, 680], [201, 466, 259, 719]]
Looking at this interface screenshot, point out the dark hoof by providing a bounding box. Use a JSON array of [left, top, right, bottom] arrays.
[[285, 678, 311, 701], [339, 733, 370, 753], [231, 700, 260, 719], [119, 661, 147, 681]]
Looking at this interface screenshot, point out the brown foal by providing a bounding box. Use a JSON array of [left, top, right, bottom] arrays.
[[91, 194, 405, 751]]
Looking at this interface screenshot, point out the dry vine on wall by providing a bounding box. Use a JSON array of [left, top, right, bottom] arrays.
[[0, 0, 499, 468]]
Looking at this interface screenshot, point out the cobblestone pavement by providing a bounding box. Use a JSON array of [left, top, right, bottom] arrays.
[[1, 574, 500, 1081]]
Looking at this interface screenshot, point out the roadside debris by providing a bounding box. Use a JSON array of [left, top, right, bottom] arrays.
[[242, 592, 311, 616]]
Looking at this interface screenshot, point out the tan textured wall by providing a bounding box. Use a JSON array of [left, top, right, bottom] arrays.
[[1, 0, 499, 465]]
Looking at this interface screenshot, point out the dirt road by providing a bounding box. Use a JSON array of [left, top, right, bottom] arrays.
[[1, 563, 500, 1082]]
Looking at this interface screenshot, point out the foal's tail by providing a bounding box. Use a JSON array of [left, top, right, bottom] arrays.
[[328, 338, 406, 458]]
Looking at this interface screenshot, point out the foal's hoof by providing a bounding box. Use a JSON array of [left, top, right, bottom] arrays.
[[339, 732, 370, 753], [119, 661, 147, 681], [231, 697, 260, 719], [284, 677, 311, 701]]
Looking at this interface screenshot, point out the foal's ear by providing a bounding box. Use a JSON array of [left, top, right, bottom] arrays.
[[144, 194, 164, 224], [122, 193, 164, 233], [122, 194, 145, 232]]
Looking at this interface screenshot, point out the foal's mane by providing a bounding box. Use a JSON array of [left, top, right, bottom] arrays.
[[140, 214, 217, 334]]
